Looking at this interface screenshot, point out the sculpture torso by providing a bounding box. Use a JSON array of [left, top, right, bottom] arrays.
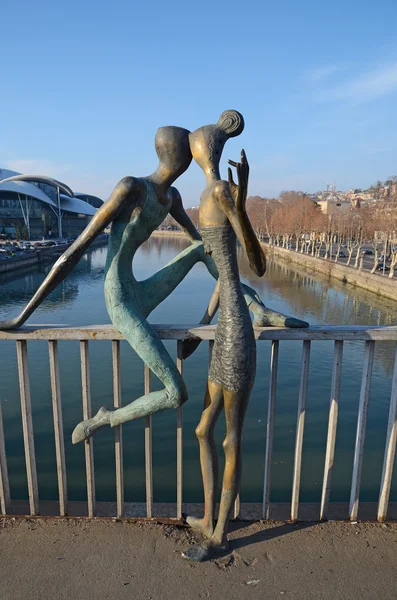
[[201, 190, 256, 393], [104, 178, 172, 313]]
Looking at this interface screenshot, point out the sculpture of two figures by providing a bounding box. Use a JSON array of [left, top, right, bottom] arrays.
[[0, 110, 308, 561]]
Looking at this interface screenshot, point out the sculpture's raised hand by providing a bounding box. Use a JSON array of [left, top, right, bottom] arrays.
[[228, 149, 249, 213]]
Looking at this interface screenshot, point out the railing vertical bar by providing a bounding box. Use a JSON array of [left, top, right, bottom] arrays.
[[349, 340, 375, 521], [112, 340, 124, 518], [16, 340, 39, 516], [144, 364, 153, 518], [0, 400, 11, 515], [263, 340, 279, 519], [80, 340, 95, 517], [48, 341, 68, 516], [176, 340, 183, 520], [291, 340, 311, 521], [378, 343, 397, 521], [320, 340, 344, 520]]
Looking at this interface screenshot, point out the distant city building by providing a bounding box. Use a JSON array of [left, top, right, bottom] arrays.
[[0, 169, 103, 239], [316, 185, 351, 215], [314, 183, 377, 214], [317, 197, 351, 214]]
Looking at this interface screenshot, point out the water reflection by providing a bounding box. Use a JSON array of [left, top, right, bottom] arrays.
[[0, 236, 396, 507]]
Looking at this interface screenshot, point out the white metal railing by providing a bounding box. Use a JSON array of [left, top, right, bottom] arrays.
[[0, 324, 397, 522]]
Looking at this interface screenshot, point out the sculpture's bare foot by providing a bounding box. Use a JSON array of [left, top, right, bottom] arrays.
[[72, 406, 111, 444], [181, 538, 230, 562], [252, 306, 309, 328], [185, 516, 214, 539]]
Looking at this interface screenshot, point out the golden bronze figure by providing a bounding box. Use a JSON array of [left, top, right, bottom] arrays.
[[182, 111, 266, 561]]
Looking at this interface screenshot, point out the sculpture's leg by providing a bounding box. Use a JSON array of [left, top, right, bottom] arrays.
[[182, 387, 250, 562], [72, 302, 187, 443], [138, 241, 205, 317], [242, 284, 309, 328], [186, 380, 224, 538]]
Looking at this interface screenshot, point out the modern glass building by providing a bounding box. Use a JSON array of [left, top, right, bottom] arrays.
[[0, 169, 103, 240]]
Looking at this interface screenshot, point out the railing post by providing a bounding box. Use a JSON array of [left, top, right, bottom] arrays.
[[320, 340, 343, 520], [80, 340, 95, 517], [378, 343, 397, 521], [291, 340, 311, 521], [0, 400, 11, 515], [112, 340, 124, 518], [349, 341, 375, 521], [144, 364, 153, 518], [48, 341, 68, 516], [16, 340, 39, 516], [176, 340, 183, 520], [263, 340, 279, 519]]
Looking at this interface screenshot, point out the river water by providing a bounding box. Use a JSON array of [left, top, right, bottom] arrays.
[[0, 236, 396, 506]]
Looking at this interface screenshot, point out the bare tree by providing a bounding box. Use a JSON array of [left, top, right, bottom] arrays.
[[185, 207, 200, 229]]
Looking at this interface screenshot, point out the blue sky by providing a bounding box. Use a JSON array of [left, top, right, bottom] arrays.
[[1, 0, 397, 206]]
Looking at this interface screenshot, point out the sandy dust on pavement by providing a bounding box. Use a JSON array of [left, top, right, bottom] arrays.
[[1, 517, 397, 600]]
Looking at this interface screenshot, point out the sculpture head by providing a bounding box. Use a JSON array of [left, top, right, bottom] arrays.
[[154, 126, 192, 184], [189, 110, 245, 174]]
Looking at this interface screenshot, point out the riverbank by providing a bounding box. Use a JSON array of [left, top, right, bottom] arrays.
[[152, 229, 186, 237], [1, 518, 396, 600], [153, 230, 397, 304], [265, 243, 397, 304], [0, 237, 108, 275]]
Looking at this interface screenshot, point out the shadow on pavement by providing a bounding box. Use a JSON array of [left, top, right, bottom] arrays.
[[228, 520, 319, 551]]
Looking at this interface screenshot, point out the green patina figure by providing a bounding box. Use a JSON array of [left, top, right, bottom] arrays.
[[0, 124, 307, 444]]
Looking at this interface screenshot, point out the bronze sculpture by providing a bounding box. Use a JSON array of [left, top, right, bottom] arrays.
[[182, 111, 266, 562], [0, 124, 305, 444]]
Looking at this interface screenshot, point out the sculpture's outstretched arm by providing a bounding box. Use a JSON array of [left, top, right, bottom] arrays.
[[0, 177, 137, 329], [169, 188, 202, 242]]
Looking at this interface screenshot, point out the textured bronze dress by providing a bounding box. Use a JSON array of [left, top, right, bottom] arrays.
[[201, 223, 256, 393]]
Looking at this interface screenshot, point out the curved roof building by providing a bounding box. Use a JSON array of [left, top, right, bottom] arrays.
[[0, 180, 58, 207], [59, 195, 97, 216], [0, 169, 103, 239], [74, 193, 104, 209]]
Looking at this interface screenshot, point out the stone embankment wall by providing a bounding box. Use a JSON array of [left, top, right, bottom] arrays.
[[151, 230, 186, 238], [264, 244, 397, 303], [0, 239, 107, 275]]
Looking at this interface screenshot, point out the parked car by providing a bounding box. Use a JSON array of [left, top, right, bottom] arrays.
[[361, 249, 373, 255]]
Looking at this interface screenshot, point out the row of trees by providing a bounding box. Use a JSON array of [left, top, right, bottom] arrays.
[[244, 187, 397, 277], [162, 181, 397, 278]]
